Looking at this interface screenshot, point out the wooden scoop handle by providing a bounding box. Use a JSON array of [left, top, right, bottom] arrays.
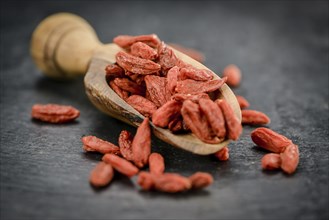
[[30, 13, 108, 79]]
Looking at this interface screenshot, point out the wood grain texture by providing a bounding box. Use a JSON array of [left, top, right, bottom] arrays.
[[30, 13, 101, 78]]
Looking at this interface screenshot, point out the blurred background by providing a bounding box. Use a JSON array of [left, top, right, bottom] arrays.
[[1, 0, 328, 219]]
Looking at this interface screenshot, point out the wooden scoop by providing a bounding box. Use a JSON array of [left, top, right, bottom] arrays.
[[30, 13, 241, 155]]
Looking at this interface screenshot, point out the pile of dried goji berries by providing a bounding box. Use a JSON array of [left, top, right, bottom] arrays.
[[106, 34, 242, 144], [84, 118, 213, 192], [252, 128, 299, 174]]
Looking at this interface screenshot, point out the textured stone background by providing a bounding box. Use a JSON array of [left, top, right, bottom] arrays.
[[1, 1, 328, 219]]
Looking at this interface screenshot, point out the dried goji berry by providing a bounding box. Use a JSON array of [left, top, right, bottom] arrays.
[[82, 136, 121, 155], [126, 95, 158, 118], [131, 118, 151, 168], [153, 173, 191, 193], [89, 162, 114, 187], [175, 77, 227, 94], [261, 153, 281, 170], [251, 128, 292, 153], [113, 34, 161, 49], [137, 172, 191, 193], [179, 66, 213, 81], [105, 63, 125, 79], [144, 75, 171, 107], [222, 64, 241, 87], [118, 130, 134, 161], [158, 42, 179, 73], [130, 42, 158, 60], [166, 66, 179, 94], [149, 153, 165, 175], [199, 98, 226, 138], [116, 51, 161, 75], [280, 144, 299, 174], [214, 146, 229, 161], [216, 99, 242, 141], [109, 80, 129, 100], [181, 100, 221, 144], [236, 95, 250, 109], [152, 100, 182, 128], [102, 153, 139, 177], [31, 104, 80, 123], [189, 172, 213, 189], [113, 77, 145, 96], [241, 110, 271, 125]]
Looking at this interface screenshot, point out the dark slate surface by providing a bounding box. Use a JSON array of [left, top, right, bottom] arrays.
[[0, 1, 328, 219]]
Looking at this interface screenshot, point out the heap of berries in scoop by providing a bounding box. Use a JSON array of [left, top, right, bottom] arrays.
[[106, 34, 242, 144]]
